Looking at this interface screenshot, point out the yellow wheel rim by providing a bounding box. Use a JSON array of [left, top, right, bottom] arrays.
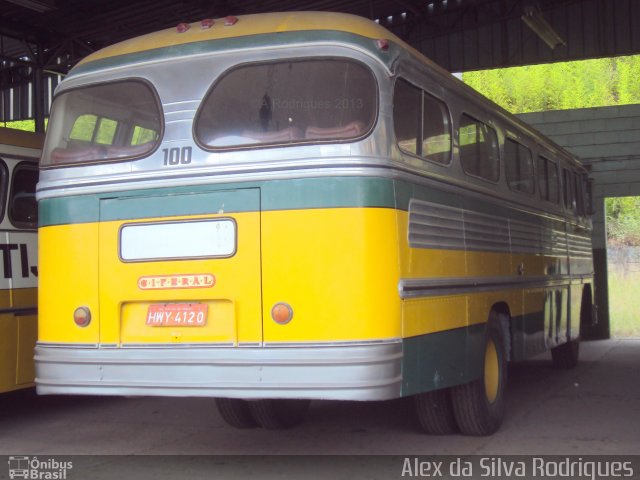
[[484, 338, 500, 404]]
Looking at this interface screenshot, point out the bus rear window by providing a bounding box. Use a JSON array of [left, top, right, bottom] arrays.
[[195, 59, 377, 149], [42, 80, 162, 167]]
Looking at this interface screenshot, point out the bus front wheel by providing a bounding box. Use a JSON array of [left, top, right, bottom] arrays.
[[451, 320, 507, 436]]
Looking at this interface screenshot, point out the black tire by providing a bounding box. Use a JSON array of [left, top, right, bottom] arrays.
[[248, 399, 311, 430], [215, 398, 258, 429], [414, 388, 458, 435], [551, 339, 579, 369], [451, 320, 507, 436]]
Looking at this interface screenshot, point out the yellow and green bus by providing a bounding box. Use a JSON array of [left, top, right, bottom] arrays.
[[35, 12, 594, 435], [0, 127, 40, 394]]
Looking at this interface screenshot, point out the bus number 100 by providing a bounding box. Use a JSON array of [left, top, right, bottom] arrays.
[[162, 146, 192, 166]]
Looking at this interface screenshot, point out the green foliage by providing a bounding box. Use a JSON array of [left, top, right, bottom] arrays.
[[69, 114, 97, 141], [606, 197, 640, 246], [1, 120, 36, 132], [0, 119, 48, 132], [608, 268, 640, 337], [462, 54, 640, 113]]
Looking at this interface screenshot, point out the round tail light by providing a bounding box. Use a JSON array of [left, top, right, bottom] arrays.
[[271, 302, 293, 325], [73, 307, 91, 327]]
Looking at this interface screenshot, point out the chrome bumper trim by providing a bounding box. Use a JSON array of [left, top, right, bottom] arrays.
[[35, 342, 403, 401]]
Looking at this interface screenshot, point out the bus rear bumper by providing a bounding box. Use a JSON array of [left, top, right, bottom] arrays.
[[34, 341, 403, 401]]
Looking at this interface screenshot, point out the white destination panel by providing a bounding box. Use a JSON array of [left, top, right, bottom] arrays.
[[120, 219, 236, 261]]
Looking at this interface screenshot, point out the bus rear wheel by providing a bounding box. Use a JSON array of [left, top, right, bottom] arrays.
[[414, 387, 458, 434], [248, 399, 311, 429], [451, 320, 507, 436], [551, 339, 579, 369], [215, 398, 257, 429]]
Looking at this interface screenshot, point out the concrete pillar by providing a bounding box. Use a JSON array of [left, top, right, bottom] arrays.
[[586, 196, 610, 339]]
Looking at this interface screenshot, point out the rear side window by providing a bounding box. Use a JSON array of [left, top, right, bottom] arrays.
[[563, 168, 576, 212], [537, 156, 560, 204], [459, 114, 499, 182], [42, 80, 162, 167], [393, 78, 451, 165], [504, 139, 534, 194], [195, 59, 377, 149], [574, 172, 585, 216], [9, 163, 38, 228], [393, 79, 421, 156]]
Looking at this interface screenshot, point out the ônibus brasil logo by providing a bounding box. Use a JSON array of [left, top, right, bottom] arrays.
[[8, 456, 73, 479]]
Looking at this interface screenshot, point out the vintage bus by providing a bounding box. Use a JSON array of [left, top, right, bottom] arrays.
[[35, 12, 594, 435], [0, 127, 40, 394]]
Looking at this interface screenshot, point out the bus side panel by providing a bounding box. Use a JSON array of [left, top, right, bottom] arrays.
[[261, 206, 402, 343], [38, 221, 101, 344]]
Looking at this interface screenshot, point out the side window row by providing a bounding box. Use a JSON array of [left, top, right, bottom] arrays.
[[392, 77, 588, 215]]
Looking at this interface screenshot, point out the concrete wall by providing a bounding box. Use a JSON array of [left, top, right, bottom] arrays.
[[519, 104, 640, 198], [518, 104, 640, 339]]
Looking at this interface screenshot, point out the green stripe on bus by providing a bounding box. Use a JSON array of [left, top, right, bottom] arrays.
[[99, 188, 260, 221], [69, 31, 399, 78], [38, 175, 562, 229], [38, 177, 398, 226]]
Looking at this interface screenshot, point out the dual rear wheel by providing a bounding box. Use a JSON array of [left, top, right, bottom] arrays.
[[215, 398, 311, 430], [415, 318, 508, 436], [218, 310, 578, 435]]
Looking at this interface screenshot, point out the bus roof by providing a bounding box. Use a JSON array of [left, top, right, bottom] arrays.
[[0, 127, 44, 150], [77, 12, 407, 68]]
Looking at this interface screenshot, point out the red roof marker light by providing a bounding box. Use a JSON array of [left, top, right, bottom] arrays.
[[176, 23, 190, 33], [376, 38, 389, 51], [200, 18, 214, 29], [224, 15, 238, 26]]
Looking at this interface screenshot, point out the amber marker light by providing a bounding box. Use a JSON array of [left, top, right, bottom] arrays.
[[73, 307, 91, 327], [271, 302, 293, 325]]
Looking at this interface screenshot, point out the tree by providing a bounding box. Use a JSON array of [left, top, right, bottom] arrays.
[[462, 55, 640, 113]]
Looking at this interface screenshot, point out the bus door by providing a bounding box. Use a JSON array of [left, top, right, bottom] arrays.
[[98, 188, 263, 347]]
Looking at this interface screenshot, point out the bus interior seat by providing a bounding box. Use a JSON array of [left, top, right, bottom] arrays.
[[305, 121, 365, 140], [50, 147, 102, 164], [106, 142, 155, 158], [241, 127, 304, 144]]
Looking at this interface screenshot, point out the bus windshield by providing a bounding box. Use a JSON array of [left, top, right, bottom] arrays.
[[195, 58, 377, 149], [42, 80, 162, 167]]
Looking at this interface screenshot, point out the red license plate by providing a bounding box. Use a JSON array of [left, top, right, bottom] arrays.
[[146, 303, 208, 327]]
